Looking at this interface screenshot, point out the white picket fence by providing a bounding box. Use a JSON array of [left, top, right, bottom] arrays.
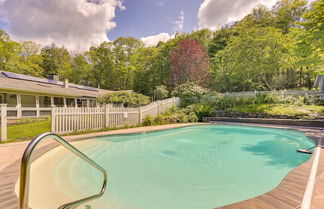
[[220, 90, 323, 100], [51, 97, 180, 134], [0, 104, 7, 142]]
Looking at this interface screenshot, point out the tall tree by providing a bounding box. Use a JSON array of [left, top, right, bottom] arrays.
[[19, 41, 44, 77], [273, 0, 308, 34], [170, 38, 211, 87], [40, 43, 73, 80], [213, 27, 294, 91], [0, 30, 21, 71]]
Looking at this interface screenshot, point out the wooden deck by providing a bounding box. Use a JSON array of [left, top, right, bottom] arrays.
[[0, 124, 323, 209]]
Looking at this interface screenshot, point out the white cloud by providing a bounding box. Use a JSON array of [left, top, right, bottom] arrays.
[[0, 0, 125, 52], [197, 0, 278, 30], [157, 2, 165, 6], [141, 33, 171, 47], [174, 10, 185, 33]]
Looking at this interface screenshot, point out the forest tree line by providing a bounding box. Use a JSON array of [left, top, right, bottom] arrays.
[[0, 0, 323, 96]]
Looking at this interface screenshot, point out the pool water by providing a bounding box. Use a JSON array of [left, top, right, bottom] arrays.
[[25, 125, 314, 209]]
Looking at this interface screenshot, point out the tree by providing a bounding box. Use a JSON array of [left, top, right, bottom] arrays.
[[0, 30, 21, 71], [112, 37, 144, 90], [40, 43, 73, 80], [19, 41, 44, 77], [273, 0, 308, 34], [208, 26, 236, 57], [132, 47, 161, 95], [300, 0, 324, 53], [70, 54, 92, 86], [213, 27, 294, 92], [170, 38, 211, 88]]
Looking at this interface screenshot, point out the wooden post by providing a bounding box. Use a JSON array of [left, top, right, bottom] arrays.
[[105, 104, 109, 128], [35, 96, 40, 118], [51, 105, 56, 132], [17, 93, 22, 118], [139, 107, 142, 124], [1, 104, 7, 142], [63, 98, 67, 107], [50, 97, 54, 106]]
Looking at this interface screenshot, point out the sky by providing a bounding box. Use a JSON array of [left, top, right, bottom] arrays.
[[0, 0, 279, 52]]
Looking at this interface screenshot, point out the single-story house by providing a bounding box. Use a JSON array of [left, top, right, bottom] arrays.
[[314, 74, 324, 101], [314, 75, 324, 92], [0, 71, 114, 118]]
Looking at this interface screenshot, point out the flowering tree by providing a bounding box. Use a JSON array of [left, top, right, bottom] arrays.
[[170, 38, 211, 88]]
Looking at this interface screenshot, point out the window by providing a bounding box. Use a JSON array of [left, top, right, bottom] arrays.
[[66, 98, 75, 107], [21, 95, 36, 107], [54, 97, 64, 107], [0, 93, 3, 104], [77, 98, 87, 107], [0, 93, 17, 107], [39, 96, 51, 107], [89, 99, 96, 107]]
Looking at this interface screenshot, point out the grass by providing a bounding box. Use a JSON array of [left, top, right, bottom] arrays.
[[2, 119, 152, 144], [227, 104, 324, 118], [6, 118, 51, 143]]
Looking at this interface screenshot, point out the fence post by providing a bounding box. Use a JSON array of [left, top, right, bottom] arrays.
[[17, 93, 22, 118], [139, 107, 143, 124], [173, 97, 176, 106], [1, 104, 7, 142], [51, 105, 56, 132], [105, 104, 109, 128], [36, 96, 40, 118]]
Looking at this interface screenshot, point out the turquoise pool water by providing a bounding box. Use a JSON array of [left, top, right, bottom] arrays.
[[28, 125, 314, 209]]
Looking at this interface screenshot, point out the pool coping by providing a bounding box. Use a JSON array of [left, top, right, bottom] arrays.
[[0, 122, 323, 209]]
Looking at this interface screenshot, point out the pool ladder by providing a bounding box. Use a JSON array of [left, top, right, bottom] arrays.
[[19, 132, 108, 209]]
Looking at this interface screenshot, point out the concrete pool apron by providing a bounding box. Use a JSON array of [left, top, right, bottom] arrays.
[[0, 123, 323, 209]]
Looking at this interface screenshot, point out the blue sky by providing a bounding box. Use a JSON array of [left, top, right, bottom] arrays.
[[0, 0, 280, 51], [108, 0, 203, 40]]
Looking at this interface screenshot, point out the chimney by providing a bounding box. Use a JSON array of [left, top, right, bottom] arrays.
[[64, 79, 69, 88], [48, 74, 60, 81]]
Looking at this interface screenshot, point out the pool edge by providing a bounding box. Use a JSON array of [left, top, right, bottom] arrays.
[[0, 122, 323, 209]]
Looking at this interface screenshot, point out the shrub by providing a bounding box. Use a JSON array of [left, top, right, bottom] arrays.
[[142, 115, 154, 126], [96, 92, 150, 107], [154, 85, 169, 100], [187, 112, 198, 122], [154, 115, 167, 125], [171, 82, 208, 106], [185, 104, 214, 121]]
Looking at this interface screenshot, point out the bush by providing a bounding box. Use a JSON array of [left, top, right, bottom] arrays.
[[185, 104, 214, 121], [154, 85, 169, 100], [187, 112, 199, 122], [96, 92, 150, 107], [143, 115, 154, 126], [154, 115, 167, 125], [171, 82, 208, 106]]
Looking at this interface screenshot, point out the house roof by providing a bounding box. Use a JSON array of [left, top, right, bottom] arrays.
[[314, 75, 324, 87], [0, 71, 114, 98]]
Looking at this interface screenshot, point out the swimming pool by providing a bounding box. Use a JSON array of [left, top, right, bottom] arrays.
[[22, 125, 314, 209]]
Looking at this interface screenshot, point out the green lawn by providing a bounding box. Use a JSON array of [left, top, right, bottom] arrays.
[[6, 119, 51, 143], [228, 104, 324, 118]]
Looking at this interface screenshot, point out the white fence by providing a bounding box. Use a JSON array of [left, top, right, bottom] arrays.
[[0, 104, 7, 142], [51, 97, 180, 134], [220, 90, 323, 100]]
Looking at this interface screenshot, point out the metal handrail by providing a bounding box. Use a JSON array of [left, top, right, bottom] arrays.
[[19, 132, 108, 209]]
